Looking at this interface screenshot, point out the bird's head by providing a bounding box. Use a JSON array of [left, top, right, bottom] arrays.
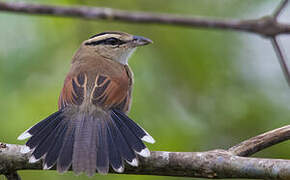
[[81, 31, 152, 64]]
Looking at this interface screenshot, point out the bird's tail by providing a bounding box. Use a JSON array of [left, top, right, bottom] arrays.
[[18, 108, 155, 176]]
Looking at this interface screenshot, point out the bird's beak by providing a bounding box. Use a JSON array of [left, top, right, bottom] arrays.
[[132, 35, 153, 46]]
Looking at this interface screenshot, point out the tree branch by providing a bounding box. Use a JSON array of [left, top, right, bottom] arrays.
[[4, 172, 21, 180], [228, 125, 290, 157], [271, 38, 290, 87], [273, 0, 289, 19], [1, 1, 290, 86], [0, 126, 290, 179], [0, 1, 290, 37]]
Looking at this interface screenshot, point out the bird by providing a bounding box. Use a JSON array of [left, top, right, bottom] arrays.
[[17, 31, 155, 176]]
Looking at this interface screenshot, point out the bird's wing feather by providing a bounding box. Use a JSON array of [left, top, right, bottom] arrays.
[[90, 73, 131, 112], [58, 66, 132, 113], [58, 72, 87, 109]]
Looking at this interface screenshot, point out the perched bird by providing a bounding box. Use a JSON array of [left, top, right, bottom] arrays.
[[18, 31, 155, 176]]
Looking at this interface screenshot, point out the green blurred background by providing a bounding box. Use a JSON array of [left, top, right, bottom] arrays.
[[0, 0, 289, 179]]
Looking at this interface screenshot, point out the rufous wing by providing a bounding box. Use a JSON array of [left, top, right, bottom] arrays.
[[58, 72, 87, 109], [58, 71, 132, 113], [90, 74, 131, 112]]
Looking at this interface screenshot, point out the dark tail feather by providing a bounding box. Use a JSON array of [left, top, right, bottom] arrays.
[[24, 111, 64, 151], [96, 119, 109, 174], [57, 125, 75, 173], [23, 110, 63, 138], [18, 110, 65, 163], [113, 109, 155, 144], [106, 124, 123, 172], [111, 111, 147, 157], [44, 124, 68, 169], [107, 116, 137, 167], [72, 115, 97, 176], [18, 108, 155, 176], [32, 120, 66, 161]]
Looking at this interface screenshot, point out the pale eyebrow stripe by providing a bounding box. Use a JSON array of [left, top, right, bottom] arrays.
[[88, 34, 121, 42], [89, 32, 121, 39]]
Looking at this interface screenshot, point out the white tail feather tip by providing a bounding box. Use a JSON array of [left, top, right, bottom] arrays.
[[29, 156, 40, 163], [17, 132, 32, 140], [137, 148, 150, 157], [20, 146, 30, 154], [141, 135, 155, 144], [114, 166, 124, 173], [127, 158, 138, 167], [43, 164, 53, 170]]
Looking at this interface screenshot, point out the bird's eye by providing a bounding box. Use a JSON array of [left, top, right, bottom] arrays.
[[105, 38, 120, 45]]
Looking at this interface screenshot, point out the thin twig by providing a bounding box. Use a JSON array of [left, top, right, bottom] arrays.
[[228, 125, 290, 157], [271, 37, 290, 87], [273, 0, 289, 19], [0, 1, 290, 85], [0, 1, 289, 37]]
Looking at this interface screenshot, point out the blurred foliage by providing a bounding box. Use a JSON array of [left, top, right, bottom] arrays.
[[0, 0, 289, 180]]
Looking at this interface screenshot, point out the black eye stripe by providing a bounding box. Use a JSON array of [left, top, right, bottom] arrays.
[[85, 37, 126, 46]]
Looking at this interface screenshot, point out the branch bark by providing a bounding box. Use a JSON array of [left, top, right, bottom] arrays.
[[0, 1, 290, 37], [271, 37, 290, 87], [1, 126, 290, 179], [1, 144, 290, 179], [273, 0, 289, 19], [4, 172, 21, 180], [229, 125, 290, 157]]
